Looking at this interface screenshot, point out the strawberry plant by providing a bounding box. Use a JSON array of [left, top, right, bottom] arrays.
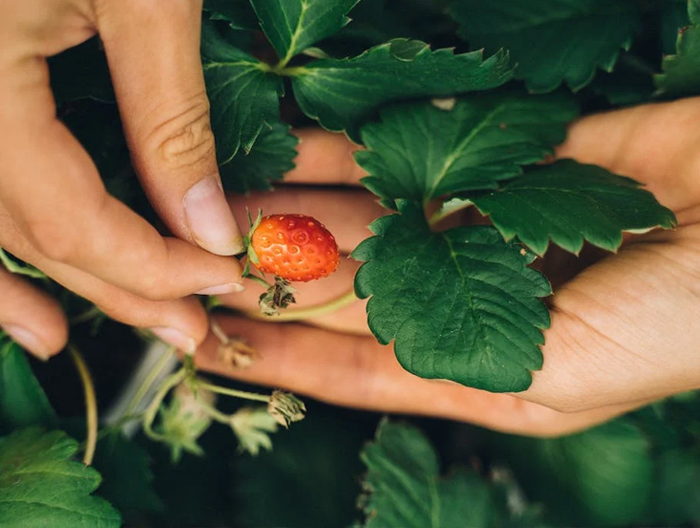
[[2, 0, 700, 526]]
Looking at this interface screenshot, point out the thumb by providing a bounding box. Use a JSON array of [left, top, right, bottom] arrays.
[[556, 97, 700, 213], [96, 0, 243, 256]]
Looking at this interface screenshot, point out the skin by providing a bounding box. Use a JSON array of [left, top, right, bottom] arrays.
[[0, 0, 245, 358], [195, 98, 700, 437]]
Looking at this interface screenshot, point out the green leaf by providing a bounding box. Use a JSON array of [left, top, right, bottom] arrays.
[[234, 401, 372, 528], [450, 0, 640, 93], [0, 248, 46, 279], [202, 22, 284, 163], [48, 37, 114, 105], [470, 160, 677, 256], [360, 419, 498, 528], [204, 0, 259, 30], [356, 93, 578, 204], [587, 54, 655, 106], [500, 419, 653, 526], [0, 341, 57, 432], [352, 202, 551, 392], [220, 122, 298, 194], [655, 0, 700, 97], [651, 448, 700, 525], [660, 0, 691, 55], [251, 0, 361, 64], [92, 432, 163, 518], [292, 39, 513, 142], [0, 429, 121, 528]]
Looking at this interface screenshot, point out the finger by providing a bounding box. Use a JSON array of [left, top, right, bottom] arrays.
[[556, 97, 700, 212], [0, 210, 213, 353], [219, 257, 371, 335], [228, 187, 384, 253], [96, 0, 243, 255], [285, 129, 368, 186], [522, 226, 700, 413], [196, 315, 644, 437], [96, 292, 210, 355], [0, 267, 68, 360], [0, 111, 244, 299]]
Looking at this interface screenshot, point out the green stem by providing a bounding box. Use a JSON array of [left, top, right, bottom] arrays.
[[142, 368, 186, 442], [245, 273, 272, 289], [122, 346, 176, 420], [257, 61, 309, 77], [197, 398, 233, 425], [69, 306, 103, 326], [69, 345, 98, 466], [244, 289, 358, 322], [195, 380, 270, 403]]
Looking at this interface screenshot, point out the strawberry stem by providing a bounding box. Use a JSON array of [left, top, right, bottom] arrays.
[[194, 380, 271, 403], [244, 289, 358, 322], [69, 344, 98, 466], [245, 273, 272, 289]]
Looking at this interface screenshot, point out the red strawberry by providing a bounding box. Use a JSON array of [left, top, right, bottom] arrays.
[[249, 214, 339, 282]]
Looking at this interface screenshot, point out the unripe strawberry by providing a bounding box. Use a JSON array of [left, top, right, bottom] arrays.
[[249, 214, 339, 282]]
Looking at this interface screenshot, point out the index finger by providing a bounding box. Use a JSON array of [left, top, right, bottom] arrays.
[[556, 97, 700, 213], [196, 315, 643, 437], [285, 129, 368, 186]]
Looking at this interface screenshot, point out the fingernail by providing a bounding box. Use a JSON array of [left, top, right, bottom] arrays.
[[150, 327, 196, 355], [2, 324, 50, 361], [196, 282, 246, 295], [184, 176, 244, 256]]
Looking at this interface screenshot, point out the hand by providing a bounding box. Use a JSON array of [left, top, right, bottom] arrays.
[[193, 97, 700, 437], [0, 0, 245, 359]]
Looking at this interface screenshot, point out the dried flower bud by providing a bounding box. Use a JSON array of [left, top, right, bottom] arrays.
[[267, 390, 306, 428], [259, 277, 297, 316], [218, 338, 259, 369]]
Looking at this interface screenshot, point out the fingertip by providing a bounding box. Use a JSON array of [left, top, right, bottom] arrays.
[[183, 175, 245, 256], [0, 271, 68, 360], [144, 296, 211, 354]]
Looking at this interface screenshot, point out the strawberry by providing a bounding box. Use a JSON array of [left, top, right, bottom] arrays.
[[243, 213, 340, 316], [248, 214, 339, 282]]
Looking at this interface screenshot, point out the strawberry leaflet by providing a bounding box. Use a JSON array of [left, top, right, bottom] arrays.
[[450, 0, 640, 92], [219, 122, 298, 194], [292, 39, 513, 142], [251, 0, 361, 63], [470, 160, 677, 256], [352, 202, 551, 393], [655, 0, 700, 97], [356, 93, 578, 204], [0, 429, 121, 528], [202, 22, 283, 163], [204, 0, 258, 30], [360, 420, 537, 528]]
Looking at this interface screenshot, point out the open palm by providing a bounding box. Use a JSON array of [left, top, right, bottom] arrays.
[[197, 97, 700, 436]]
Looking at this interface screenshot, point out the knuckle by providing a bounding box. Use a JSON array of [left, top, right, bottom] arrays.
[[128, 259, 180, 301], [147, 95, 217, 173], [130, 278, 177, 302], [24, 219, 80, 263]]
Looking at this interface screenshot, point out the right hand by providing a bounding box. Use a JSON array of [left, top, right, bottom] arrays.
[[196, 99, 700, 437], [0, 0, 245, 359]]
